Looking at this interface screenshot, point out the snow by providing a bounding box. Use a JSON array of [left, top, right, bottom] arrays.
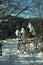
[[16, 50, 21, 53], [38, 52, 43, 57], [0, 40, 43, 65]]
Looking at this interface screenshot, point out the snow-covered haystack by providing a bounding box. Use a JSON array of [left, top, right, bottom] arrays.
[[27, 23, 36, 36], [15, 29, 19, 37], [21, 27, 25, 33], [21, 27, 25, 39], [15, 29, 21, 38]]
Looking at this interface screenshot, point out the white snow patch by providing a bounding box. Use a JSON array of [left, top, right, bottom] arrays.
[[38, 52, 43, 57], [18, 54, 30, 57]]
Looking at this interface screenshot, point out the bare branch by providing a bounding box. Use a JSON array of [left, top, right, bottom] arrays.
[[15, 0, 34, 17]]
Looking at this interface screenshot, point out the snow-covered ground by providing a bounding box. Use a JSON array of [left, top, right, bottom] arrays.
[[0, 40, 43, 65]]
